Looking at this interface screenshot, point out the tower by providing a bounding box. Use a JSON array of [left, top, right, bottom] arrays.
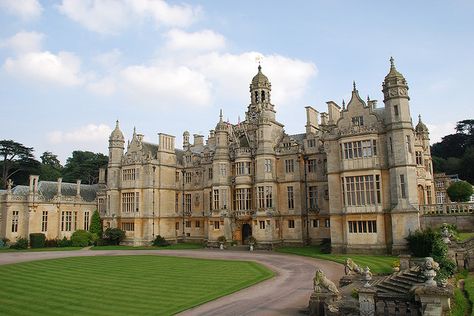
[[382, 58, 420, 253], [247, 65, 275, 122], [107, 120, 125, 219]]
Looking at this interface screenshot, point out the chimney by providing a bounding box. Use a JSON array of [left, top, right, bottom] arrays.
[[327, 101, 341, 125], [305, 106, 319, 134], [193, 134, 204, 146], [29, 175, 39, 193], [57, 177, 63, 196], [320, 112, 329, 125], [76, 179, 81, 197]]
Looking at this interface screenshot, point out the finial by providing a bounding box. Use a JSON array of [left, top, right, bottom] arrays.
[[390, 56, 395, 69], [115, 120, 119, 128], [353, 81, 357, 91], [342, 99, 345, 110], [367, 95, 370, 102], [418, 114, 422, 122], [219, 109, 223, 122], [258, 64, 262, 72], [133, 126, 136, 134]]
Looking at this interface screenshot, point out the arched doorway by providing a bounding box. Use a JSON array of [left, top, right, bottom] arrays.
[[242, 223, 252, 244]]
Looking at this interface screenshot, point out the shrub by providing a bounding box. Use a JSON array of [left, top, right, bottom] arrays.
[[89, 210, 102, 237], [58, 237, 72, 247], [45, 239, 59, 248], [103, 228, 125, 245], [447, 180, 474, 202], [406, 228, 437, 257], [29, 233, 46, 248], [95, 238, 109, 246], [152, 235, 170, 247], [71, 230, 93, 247], [0, 238, 6, 248], [10, 237, 28, 249], [248, 236, 257, 245], [320, 238, 332, 254], [217, 236, 226, 243]]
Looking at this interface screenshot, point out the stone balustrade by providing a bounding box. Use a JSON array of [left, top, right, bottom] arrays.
[[419, 202, 474, 216]]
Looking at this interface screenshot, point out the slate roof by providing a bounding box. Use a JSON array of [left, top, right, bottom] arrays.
[[10, 181, 98, 202]]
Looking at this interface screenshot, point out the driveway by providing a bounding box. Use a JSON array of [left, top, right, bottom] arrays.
[[0, 249, 344, 315]]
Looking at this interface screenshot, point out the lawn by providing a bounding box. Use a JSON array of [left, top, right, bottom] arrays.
[[0, 255, 273, 316], [275, 246, 396, 274], [0, 247, 82, 252], [91, 243, 203, 251], [451, 272, 474, 316], [458, 232, 474, 242]]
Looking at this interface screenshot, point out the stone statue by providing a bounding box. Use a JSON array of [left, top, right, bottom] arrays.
[[423, 257, 439, 286], [313, 268, 339, 295], [344, 258, 362, 275], [362, 266, 373, 288], [441, 224, 451, 244], [6, 179, 13, 192]]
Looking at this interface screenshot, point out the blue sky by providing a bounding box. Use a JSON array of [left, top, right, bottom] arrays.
[[0, 0, 473, 163]]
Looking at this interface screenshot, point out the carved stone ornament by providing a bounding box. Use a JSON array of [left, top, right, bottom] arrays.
[[313, 268, 339, 295]]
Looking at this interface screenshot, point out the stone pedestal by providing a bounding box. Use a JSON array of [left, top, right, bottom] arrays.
[[399, 254, 411, 270], [358, 288, 376, 316], [308, 292, 338, 316], [414, 285, 453, 316]]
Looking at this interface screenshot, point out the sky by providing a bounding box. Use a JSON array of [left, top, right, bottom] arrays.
[[0, 0, 473, 163]]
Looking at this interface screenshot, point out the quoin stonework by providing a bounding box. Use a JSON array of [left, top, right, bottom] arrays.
[[98, 58, 434, 253]]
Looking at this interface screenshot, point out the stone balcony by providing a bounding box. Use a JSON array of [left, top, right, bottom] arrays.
[[419, 202, 474, 215]]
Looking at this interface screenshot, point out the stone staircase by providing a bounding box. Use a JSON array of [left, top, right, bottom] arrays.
[[374, 267, 425, 298]]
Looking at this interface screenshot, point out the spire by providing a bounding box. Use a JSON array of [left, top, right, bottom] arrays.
[[415, 114, 429, 134], [367, 95, 370, 102], [115, 120, 119, 128], [342, 99, 346, 110], [258, 64, 262, 72], [219, 109, 223, 122], [353, 81, 357, 91]]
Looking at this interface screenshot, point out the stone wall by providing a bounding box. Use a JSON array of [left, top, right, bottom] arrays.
[[421, 214, 474, 232]]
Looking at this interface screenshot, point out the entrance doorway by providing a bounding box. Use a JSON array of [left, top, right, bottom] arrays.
[[242, 223, 252, 244]]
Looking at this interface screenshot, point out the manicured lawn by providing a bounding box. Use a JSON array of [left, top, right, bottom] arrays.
[[0, 255, 273, 316], [458, 232, 474, 242], [0, 247, 82, 252], [275, 246, 396, 274], [451, 272, 474, 316], [91, 243, 204, 250]]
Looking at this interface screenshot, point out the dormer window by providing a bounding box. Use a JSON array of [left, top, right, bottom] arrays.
[[352, 116, 364, 126]]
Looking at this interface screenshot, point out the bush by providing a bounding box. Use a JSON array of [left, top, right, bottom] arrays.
[[217, 236, 226, 243], [0, 238, 6, 248], [29, 233, 46, 248], [152, 235, 170, 247], [10, 237, 28, 249], [58, 237, 72, 247], [406, 228, 437, 257], [248, 236, 257, 245], [95, 238, 109, 246], [447, 180, 474, 202], [45, 239, 59, 248], [103, 228, 125, 245], [71, 230, 93, 247], [320, 238, 331, 254], [89, 210, 102, 237]]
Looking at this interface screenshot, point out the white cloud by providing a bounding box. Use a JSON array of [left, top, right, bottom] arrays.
[[57, 0, 201, 34], [0, 0, 42, 20], [87, 77, 117, 96], [119, 64, 212, 107], [93, 49, 122, 69], [164, 29, 226, 52], [189, 52, 317, 107], [426, 121, 456, 143], [48, 124, 113, 144], [1, 31, 44, 54], [3, 51, 84, 86]]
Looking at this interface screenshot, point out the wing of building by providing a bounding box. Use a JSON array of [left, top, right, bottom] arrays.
[[97, 58, 434, 254]]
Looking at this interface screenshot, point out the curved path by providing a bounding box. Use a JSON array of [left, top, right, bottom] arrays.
[[0, 249, 344, 315]]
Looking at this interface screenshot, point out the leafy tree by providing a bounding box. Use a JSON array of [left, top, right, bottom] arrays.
[[455, 119, 474, 136], [39, 151, 62, 181], [62, 151, 108, 184], [89, 210, 102, 237], [0, 140, 40, 188], [447, 181, 474, 202], [103, 228, 125, 245]]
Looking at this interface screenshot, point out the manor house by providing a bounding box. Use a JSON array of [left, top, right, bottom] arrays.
[[99, 58, 434, 253]]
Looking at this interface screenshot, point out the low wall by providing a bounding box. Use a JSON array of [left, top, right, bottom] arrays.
[[421, 214, 474, 232]]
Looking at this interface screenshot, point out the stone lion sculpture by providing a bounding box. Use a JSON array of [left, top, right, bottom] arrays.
[[344, 258, 362, 275], [313, 268, 339, 295]]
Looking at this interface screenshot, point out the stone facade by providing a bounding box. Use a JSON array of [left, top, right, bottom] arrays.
[[100, 58, 434, 252], [0, 176, 97, 241]]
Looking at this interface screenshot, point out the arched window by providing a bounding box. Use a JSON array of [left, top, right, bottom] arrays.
[[261, 90, 265, 102], [254, 91, 259, 103]]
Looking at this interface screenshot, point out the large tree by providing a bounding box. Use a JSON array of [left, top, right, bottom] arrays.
[[0, 140, 40, 188], [62, 151, 108, 184], [39, 151, 63, 181]]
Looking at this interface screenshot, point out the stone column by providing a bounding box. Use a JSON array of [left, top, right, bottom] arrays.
[[358, 288, 376, 316]]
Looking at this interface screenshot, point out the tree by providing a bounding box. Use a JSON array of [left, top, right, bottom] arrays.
[[89, 210, 102, 237], [455, 119, 474, 136], [0, 140, 40, 188], [62, 151, 108, 184], [39, 151, 62, 181], [446, 181, 474, 202]]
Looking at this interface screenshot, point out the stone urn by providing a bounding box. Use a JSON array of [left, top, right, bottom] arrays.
[[249, 244, 254, 251], [219, 243, 224, 250], [248, 236, 257, 252]]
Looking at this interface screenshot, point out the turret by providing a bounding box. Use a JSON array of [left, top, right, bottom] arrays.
[[247, 65, 276, 122], [382, 57, 411, 126], [108, 120, 125, 166]]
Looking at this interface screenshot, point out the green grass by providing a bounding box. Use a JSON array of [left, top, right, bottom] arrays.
[[0, 255, 273, 316], [451, 272, 474, 316], [465, 273, 474, 316], [91, 243, 204, 251], [0, 247, 82, 252], [458, 232, 474, 242], [275, 246, 396, 274]]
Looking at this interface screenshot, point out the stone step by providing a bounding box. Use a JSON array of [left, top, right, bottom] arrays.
[[376, 282, 409, 294], [383, 279, 413, 291], [395, 274, 424, 284]]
